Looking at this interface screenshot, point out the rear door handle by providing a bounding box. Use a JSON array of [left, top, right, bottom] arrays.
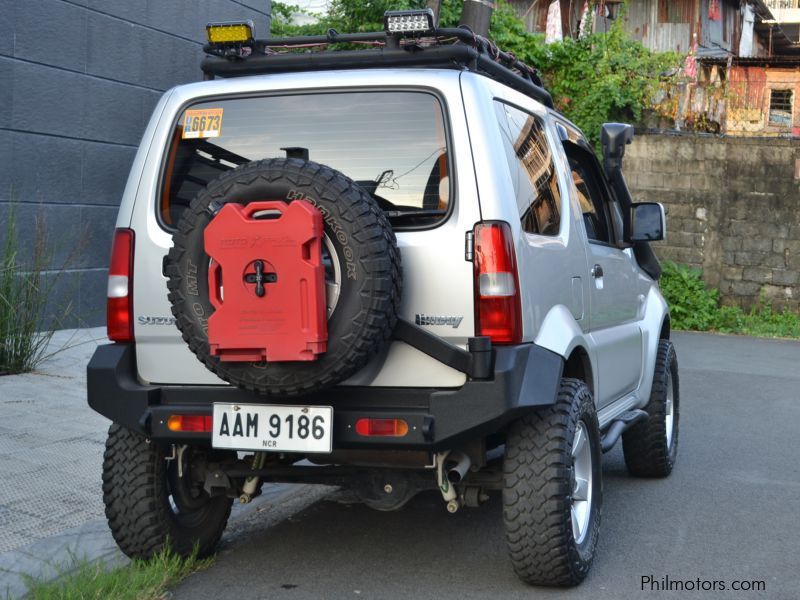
[[591, 264, 604, 278]]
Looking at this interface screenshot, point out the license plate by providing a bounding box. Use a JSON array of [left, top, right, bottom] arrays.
[[212, 403, 332, 453]]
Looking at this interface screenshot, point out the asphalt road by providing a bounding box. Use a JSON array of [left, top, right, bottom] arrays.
[[172, 332, 800, 600]]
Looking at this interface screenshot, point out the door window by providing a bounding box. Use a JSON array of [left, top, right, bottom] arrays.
[[564, 145, 615, 245]]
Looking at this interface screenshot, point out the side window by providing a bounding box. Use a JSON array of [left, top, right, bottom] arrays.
[[564, 145, 613, 244], [494, 102, 561, 236]]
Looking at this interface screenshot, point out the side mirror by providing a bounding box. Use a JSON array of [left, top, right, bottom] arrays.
[[601, 123, 634, 176], [630, 202, 666, 242]]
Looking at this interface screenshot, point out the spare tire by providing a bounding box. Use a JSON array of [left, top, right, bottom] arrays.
[[166, 158, 401, 396]]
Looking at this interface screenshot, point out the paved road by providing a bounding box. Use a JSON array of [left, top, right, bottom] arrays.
[[173, 332, 800, 600]]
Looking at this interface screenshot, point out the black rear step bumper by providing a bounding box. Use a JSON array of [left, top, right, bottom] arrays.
[[87, 343, 563, 451]]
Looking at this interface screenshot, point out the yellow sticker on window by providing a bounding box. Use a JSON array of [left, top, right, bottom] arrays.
[[182, 108, 224, 139]]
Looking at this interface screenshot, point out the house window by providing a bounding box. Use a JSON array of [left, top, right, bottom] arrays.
[[769, 89, 794, 127]]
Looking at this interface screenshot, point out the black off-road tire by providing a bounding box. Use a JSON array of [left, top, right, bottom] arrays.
[[166, 158, 401, 396], [102, 424, 233, 559], [622, 339, 679, 477], [503, 378, 602, 587]]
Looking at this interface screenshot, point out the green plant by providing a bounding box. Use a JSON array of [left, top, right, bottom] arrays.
[[22, 546, 211, 600], [659, 261, 720, 331], [718, 299, 800, 339], [0, 206, 77, 375], [660, 261, 800, 339]]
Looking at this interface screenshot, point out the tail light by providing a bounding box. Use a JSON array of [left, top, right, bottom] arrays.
[[167, 414, 213, 433], [473, 222, 522, 344], [355, 418, 409, 437], [107, 228, 135, 342]]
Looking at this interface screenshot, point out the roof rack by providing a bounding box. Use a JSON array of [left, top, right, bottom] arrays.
[[201, 26, 554, 109]]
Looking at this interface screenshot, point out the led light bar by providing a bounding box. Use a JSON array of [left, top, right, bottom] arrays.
[[384, 9, 435, 35], [206, 20, 255, 44]]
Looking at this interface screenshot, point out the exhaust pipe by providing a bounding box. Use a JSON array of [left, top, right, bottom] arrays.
[[446, 452, 471, 483]]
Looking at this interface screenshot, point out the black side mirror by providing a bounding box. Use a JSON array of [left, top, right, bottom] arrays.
[[631, 202, 666, 242], [601, 123, 634, 176]]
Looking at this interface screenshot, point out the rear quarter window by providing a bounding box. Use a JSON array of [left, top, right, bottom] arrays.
[[160, 91, 451, 229], [494, 101, 562, 237]]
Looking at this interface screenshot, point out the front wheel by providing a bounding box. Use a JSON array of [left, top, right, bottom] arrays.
[[502, 378, 602, 587], [622, 339, 680, 477], [102, 424, 233, 559]]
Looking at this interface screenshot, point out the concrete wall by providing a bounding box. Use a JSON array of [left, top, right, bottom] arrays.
[[0, 0, 271, 327], [624, 133, 800, 310]]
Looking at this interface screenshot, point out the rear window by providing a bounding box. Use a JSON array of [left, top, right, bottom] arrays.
[[160, 91, 451, 228]]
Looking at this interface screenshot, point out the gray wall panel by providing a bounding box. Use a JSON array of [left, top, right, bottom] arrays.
[[82, 144, 138, 205], [9, 61, 87, 139], [0, 0, 14, 57], [83, 78, 154, 145], [78, 205, 118, 270], [0, 59, 11, 128], [14, 0, 88, 72], [2, 132, 84, 205], [0, 133, 11, 197]]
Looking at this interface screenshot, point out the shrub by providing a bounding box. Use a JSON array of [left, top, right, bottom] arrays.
[[659, 261, 719, 331], [0, 206, 78, 375]]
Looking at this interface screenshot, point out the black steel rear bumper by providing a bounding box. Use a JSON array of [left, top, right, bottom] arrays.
[[87, 343, 563, 451]]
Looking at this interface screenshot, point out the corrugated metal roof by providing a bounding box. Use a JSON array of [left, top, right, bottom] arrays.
[[700, 54, 800, 63]]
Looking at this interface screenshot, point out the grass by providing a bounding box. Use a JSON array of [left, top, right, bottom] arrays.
[[22, 547, 212, 600], [715, 303, 800, 339], [660, 261, 800, 339], [0, 205, 80, 375]]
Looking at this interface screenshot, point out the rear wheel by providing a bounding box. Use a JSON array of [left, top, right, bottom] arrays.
[[102, 424, 233, 559], [623, 339, 680, 477], [502, 378, 602, 587]]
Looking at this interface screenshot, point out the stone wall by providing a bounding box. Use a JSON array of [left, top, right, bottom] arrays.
[[623, 133, 800, 310], [0, 1, 271, 326]]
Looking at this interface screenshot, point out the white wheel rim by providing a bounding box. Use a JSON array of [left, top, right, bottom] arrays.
[[665, 370, 674, 449], [571, 421, 593, 545], [322, 234, 341, 318]]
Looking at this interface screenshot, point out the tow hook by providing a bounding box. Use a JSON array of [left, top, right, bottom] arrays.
[[435, 452, 460, 513], [239, 452, 266, 504]]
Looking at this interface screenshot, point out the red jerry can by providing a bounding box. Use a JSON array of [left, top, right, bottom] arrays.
[[203, 200, 327, 362]]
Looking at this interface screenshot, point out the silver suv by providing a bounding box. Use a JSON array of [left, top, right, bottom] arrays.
[[88, 12, 680, 587]]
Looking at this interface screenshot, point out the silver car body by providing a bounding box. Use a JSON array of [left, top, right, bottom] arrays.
[[117, 68, 669, 425]]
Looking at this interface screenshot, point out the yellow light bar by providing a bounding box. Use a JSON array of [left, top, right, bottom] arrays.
[[206, 20, 255, 44]]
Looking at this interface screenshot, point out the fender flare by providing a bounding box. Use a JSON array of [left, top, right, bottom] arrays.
[[635, 286, 671, 406], [533, 305, 595, 393], [533, 304, 588, 359]]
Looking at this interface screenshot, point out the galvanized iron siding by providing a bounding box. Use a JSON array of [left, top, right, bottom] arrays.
[[624, 0, 694, 53]]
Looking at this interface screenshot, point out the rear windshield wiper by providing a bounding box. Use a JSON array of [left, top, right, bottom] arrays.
[[384, 209, 447, 221]]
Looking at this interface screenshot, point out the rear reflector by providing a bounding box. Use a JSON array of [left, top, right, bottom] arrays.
[[473, 222, 522, 344], [167, 415, 213, 433], [107, 229, 135, 343], [355, 418, 409, 437]]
